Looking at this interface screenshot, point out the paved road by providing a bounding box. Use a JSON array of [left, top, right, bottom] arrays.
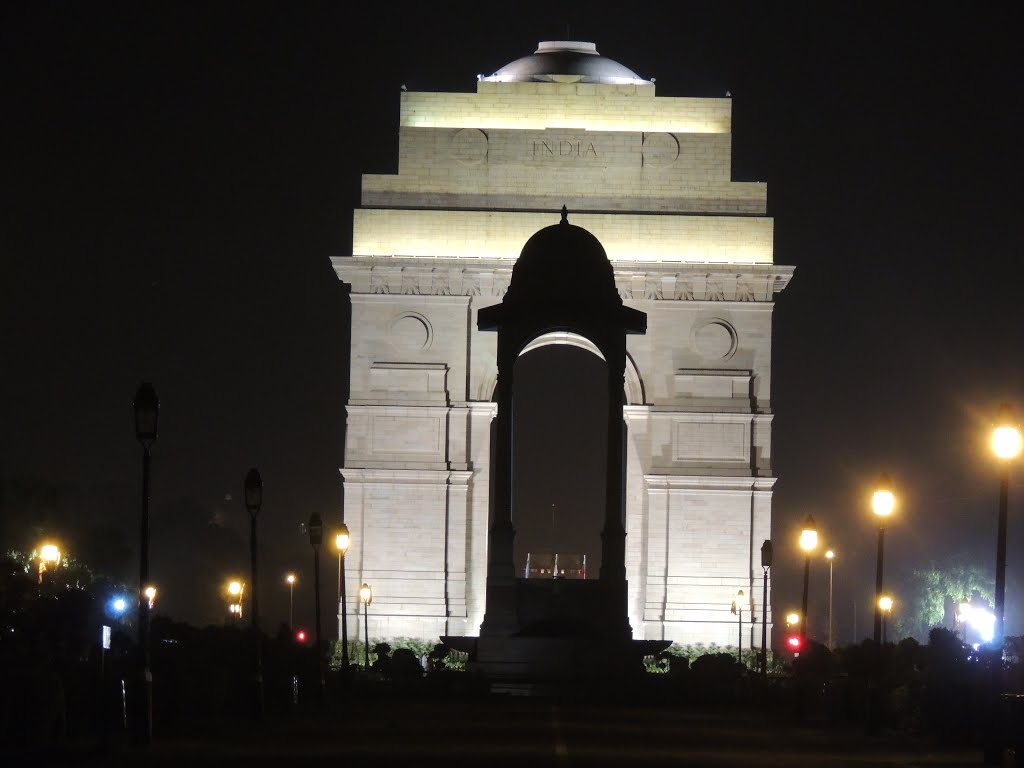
[[54, 697, 983, 767]]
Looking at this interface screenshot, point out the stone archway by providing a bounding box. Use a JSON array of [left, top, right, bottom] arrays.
[[477, 210, 646, 640]]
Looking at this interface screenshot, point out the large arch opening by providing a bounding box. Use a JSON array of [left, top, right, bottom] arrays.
[[512, 338, 608, 579]]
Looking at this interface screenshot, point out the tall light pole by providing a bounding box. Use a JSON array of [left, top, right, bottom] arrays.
[[871, 475, 895, 644], [991, 405, 1021, 647], [132, 382, 158, 744], [359, 583, 373, 669], [760, 540, 772, 677], [799, 516, 818, 642], [307, 513, 325, 705], [285, 573, 296, 629], [732, 589, 745, 664], [825, 549, 835, 650], [244, 468, 264, 720], [985, 405, 1022, 765], [335, 524, 351, 669]]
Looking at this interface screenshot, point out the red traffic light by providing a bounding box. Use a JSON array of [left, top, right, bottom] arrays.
[[295, 630, 307, 643], [787, 635, 802, 651]]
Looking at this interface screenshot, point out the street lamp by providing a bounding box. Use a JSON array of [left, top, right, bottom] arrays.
[[878, 595, 894, 644], [143, 586, 157, 610], [359, 583, 373, 670], [991, 404, 1021, 648], [871, 474, 895, 645], [825, 549, 835, 650], [335, 524, 351, 669], [308, 513, 325, 705], [731, 589, 746, 664], [760, 540, 772, 677], [227, 579, 244, 622], [244, 468, 264, 720], [799, 515, 818, 641], [38, 543, 62, 584], [285, 573, 297, 628], [132, 381, 158, 744]]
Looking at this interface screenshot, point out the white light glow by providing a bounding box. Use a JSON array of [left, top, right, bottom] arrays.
[[992, 425, 1023, 460], [966, 607, 996, 643]]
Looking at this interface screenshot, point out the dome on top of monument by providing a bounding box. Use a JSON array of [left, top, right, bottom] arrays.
[[482, 41, 650, 85], [507, 208, 619, 306]]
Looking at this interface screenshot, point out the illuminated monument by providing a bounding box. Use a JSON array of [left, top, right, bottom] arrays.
[[332, 42, 792, 650]]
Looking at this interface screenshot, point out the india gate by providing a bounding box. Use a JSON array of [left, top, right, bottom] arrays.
[[331, 41, 793, 653]]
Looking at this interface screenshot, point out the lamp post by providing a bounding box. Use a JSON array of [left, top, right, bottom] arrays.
[[825, 549, 835, 650], [985, 406, 1021, 765], [732, 589, 745, 664], [991, 405, 1021, 648], [799, 516, 818, 642], [244, 468, 264, 720], [760, 540, 772, 677], [307, 513, 325, 705], [132, 382, 158, 744], [359, 583, 373, 669], [285, 573, 296, 629], [871, 475, 895, 644], [878, 595, 893, 644], [335, 524, 351, 669]]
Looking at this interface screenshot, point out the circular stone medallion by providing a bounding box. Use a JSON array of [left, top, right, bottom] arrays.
[[693, 320, 737, 360], [389, 313, 432, 350], [450, 128, 488, 165]]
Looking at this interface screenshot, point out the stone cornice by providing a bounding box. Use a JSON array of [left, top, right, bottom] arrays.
[[332, 256, 793, 302], [643, 474, 777, 492]]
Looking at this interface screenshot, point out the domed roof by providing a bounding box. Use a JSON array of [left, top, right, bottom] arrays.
[[507, 208, 619, 307], [483, 41, 649, 85]]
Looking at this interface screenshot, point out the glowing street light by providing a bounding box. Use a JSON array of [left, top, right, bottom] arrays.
[[991, 405, 1021, 648], [285, 573, 297, 628], [359, 583, 373, 669], [878, 595, 894, 644], [143, 585, 157, 610], [798, 515, 817, 641], [227, 579, 244, 621], [37, 543, 62, 584], [871, 474, 895, 645], [335, 523, 351, 669], [786, 611, 800, 628]]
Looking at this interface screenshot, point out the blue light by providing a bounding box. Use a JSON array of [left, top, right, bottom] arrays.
[[111, 597, 127, 614]]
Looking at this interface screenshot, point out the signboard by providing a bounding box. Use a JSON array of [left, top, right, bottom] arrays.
[[101, 625, 111, 650]]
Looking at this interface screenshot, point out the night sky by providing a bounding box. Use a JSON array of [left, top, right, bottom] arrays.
[[4, 2, 1024, 640]]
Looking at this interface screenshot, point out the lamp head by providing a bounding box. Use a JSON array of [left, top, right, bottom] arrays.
[[133, 382, 159, 444], [286, 573, 296, 585], [872, 474, 895, 517], [799, 515, 818, 553], [335, 523, 351, 554], [825, 549, 835, 560], [244, 468, 263, 513], [40, 543, 61, 565], [786, 611, 800, 627], [308, 514, 323, 548], [359, 583, 372, 605], [760, 539, 773, 568], [879, 595, 894, 613], [228, 580, 243, 597], [992, 404, 1023, 460]]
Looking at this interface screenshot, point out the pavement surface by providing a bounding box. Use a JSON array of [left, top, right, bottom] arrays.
[[40, 696, 988, 767]]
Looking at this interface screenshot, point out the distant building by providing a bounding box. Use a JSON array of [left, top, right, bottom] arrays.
[[525, 553, 587, 580], [332, 41, 792, 647]]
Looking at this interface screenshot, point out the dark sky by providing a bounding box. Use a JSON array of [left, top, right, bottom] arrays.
[[4, 2, 1024, 639]]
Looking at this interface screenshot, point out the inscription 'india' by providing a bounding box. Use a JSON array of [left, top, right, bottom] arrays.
[[531, 140, 598, 158]]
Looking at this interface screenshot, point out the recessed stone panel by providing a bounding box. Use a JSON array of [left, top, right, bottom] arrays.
[[672, 421, 747, 462]]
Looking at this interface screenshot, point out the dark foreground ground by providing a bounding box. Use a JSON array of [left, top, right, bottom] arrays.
[[36, 696, 984, 768]]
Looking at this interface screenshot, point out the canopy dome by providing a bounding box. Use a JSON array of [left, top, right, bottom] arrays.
[[507, 209, 619, 308], [482, 41, 649, 85]]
